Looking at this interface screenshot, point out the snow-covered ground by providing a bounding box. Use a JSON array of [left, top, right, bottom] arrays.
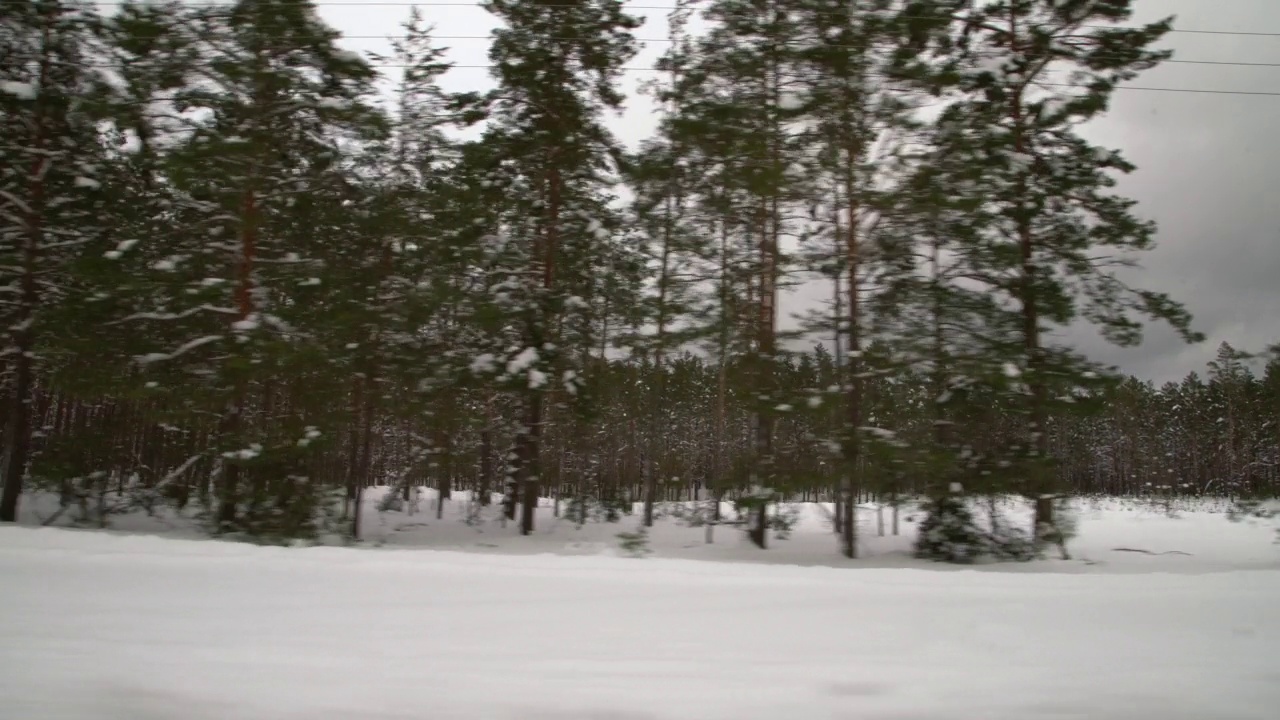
[[2, 491, 1278, 719]]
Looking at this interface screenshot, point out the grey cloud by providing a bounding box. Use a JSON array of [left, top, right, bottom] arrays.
[[1073, 0, 1280, 381]]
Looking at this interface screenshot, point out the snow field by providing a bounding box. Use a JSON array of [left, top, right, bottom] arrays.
[[2, 492, 1277, 719]]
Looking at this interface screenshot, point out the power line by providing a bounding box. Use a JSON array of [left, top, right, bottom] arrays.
[[22, 31, 1272, 70], [11, 7, 1279, 97], [202, 34, 1280, 70], [57, 1, 1280, 39], [78, 59, 1280, 97], [441, 67, 1280, 96], [27, 28, 1278, 69], [1159, 59, 1280, 68], [1037, 82, 1280, 97]]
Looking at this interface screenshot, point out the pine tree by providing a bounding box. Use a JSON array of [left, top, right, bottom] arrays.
[[927, 0, 1202, 553], [626, 5, 710, 525], [878, 111, 1034, 561], [1206, 341, 1256, 497], [478, 0, 640, 535], [0, 0, 110, 522], [1262, 345, 1280, 496], [789, 0, 942, 557], [351, 8, 489, 535], [108, 0, 384, 535], [671, 0, 817, 548], [652, 2, 755, 531]]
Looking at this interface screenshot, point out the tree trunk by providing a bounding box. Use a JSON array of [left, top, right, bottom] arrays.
[[0, 327, 36, 523], [217, 397, 244, 531], [841, 145, 863, 560], [354, 377, 375, 538], [342, 378, 364, 518], [479, 421, 493, 507], [750, 197, 776, 551], [0, 30, 52, 523], [519, 395, 542, 535], [1006, 10, 1062, 555], [352, 483, 364, 541], [502, 439, 519, 521], [0, 184, 41, 524], [518, 144, 562, 536]]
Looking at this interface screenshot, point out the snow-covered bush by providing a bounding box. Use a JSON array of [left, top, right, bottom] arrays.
[[915, 493, 1046, 563], [988, 522, 1037, 561], [231, 472, 336, 544], [616, 525, 651, 557], [1226, 498, 1280, 544], [376, 488, 405, 513], [769, 503, 801, 540], [914, 494, 987, 564], [565, 494, 632, 526]]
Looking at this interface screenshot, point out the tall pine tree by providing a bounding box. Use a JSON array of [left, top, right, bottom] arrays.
[[0, 0, 110, 522], [928, 0, 1202, 553], [479, 0, 640, 535]]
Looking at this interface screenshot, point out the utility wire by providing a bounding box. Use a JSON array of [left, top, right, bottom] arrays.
[[402, 64, 1280, 98], [8, 7, 1278, 97], [1037, 82, 1280, 97], [77, 58, 1280, 96], [11, 5, 1280, 71], [63, 60, 1280, 97], [28, 1, 1280, 38], [46, 31, 1280, 70], [45, 31, 1261, 70]]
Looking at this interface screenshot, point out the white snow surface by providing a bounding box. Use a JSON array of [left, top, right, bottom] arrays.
[[2, 495, 1278, 720], [0, 79, 37, 99]]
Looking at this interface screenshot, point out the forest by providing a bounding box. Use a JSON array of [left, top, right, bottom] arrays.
[[2, 0, 1277, 561]]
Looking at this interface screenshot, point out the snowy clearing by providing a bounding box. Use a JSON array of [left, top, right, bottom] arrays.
[[2, 494, 1278, 719], [16, 488, 1280, 574]]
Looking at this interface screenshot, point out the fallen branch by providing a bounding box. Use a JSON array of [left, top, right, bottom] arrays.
[[1111, 547, 1193, 556], [39, 504, 70, 526]]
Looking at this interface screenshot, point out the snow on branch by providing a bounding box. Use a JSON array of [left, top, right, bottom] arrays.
[[134, 335, 223, 366], [139, 452, 206, 500], [111, 305, 239, 325]]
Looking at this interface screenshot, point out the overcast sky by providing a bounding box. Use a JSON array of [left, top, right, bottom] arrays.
[[313, 0, 1280, 384]]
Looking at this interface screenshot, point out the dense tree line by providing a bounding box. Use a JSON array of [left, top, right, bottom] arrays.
[[2, 0, 1267, 560]]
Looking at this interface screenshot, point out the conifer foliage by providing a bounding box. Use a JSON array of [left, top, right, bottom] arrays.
[[909, 0, 1202, 555], [1, 0, 1269, 563], [474, 0, 641, 535]]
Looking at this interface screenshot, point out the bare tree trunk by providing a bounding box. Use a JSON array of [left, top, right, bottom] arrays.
[[352, 484, 364, 541], [353, 378, 375, 539], [891, 489, 900, 536], [711, 216, 731, 531], [0, 122, 45, 524], [748, 39, 785, 550], [841, 141, 863, 560], [748, 197, 777, 550], [519, 397, 542, 535], [502, 437, 519, 522], [342, 379, 363, 520], [1, 14, 58, 523], [479, 409, 494, 507]]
